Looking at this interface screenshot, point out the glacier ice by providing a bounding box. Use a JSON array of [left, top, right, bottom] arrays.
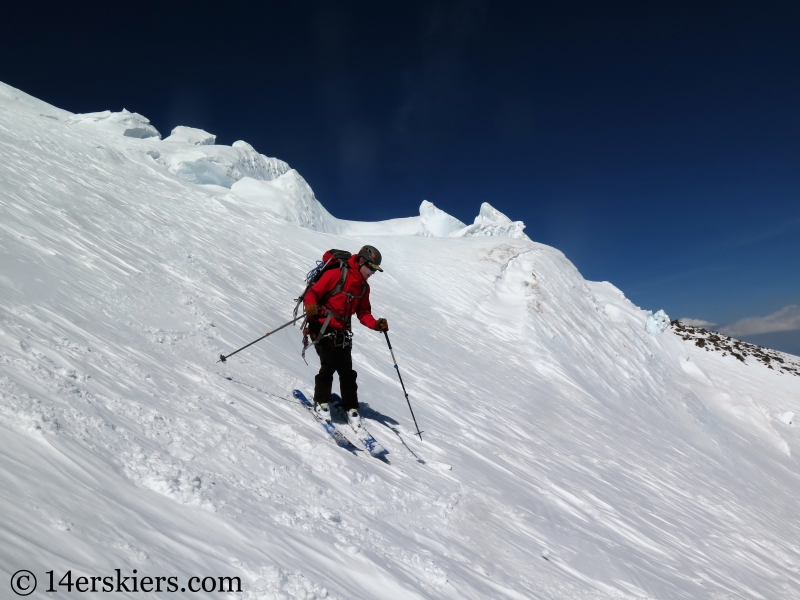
[[646, 309, 671, 334], [156, 140, 289, 187]]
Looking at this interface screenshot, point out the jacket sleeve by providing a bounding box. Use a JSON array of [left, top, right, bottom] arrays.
[[304, 269, 339, 309], [356, 286, 378, 329]]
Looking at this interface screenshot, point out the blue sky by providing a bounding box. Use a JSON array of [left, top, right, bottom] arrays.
[[2, 1, 798, 353]]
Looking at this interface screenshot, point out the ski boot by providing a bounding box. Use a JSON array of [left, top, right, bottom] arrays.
[[346, 408, 362, 431], [316, 402, 331, 425]]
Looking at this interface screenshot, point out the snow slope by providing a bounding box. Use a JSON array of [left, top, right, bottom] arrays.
[[2, 81, 800, 599]]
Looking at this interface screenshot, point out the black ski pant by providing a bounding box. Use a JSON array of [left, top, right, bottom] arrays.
[[313, 338, 358, 411]]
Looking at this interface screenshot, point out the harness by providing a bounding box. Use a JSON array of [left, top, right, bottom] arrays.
[[301, 262, 366, 361], [314, 327, 353, 349]]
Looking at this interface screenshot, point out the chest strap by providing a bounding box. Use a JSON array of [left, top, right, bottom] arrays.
[[320, 264, 367, 306]]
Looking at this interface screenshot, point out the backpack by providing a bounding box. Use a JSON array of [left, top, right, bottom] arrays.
[[308, 249, 352, 287], [295, 249, 367, 362], [293, 249, 354, 320]]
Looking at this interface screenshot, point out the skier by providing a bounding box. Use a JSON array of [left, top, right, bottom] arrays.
[[304, 245, 389, 430]]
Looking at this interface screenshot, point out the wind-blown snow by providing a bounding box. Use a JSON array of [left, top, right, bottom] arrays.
[[331, 200, 526, 240], [150, 133, 522, 239], [454, 202, 527, 238], [419, 200, 467, 237], [230, 172, 339, 232], [163, 126, 216, 146], [67, 109, 162, 139], [2, 80, 800, 599], [153, 139, 290, 188]]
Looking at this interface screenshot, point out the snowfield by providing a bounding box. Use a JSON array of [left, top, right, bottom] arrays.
[[1, 81, 800, 599]]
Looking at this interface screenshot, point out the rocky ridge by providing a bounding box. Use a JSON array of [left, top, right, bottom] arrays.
[[672, 320, 799, 376]]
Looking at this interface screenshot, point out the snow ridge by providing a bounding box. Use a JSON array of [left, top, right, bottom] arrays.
[[153, 140, 290, 188], [163, 126, 216, 146], [455, 202, 527, 238], [67, 109, 162, 139]]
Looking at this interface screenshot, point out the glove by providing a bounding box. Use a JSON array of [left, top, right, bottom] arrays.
[[375, 318, 388, 332], [305, 304, 320, 317]]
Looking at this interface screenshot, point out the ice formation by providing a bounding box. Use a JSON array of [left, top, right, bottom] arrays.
[[646, 308, 671, 334], [419, 200, 467, 237], [455, 202, 527, 238], [67, 109, 162, 139], [153, 140, 289, 187], [163, 125, 216, 146]]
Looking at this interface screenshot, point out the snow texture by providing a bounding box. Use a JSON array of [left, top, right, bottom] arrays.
[[419, 200, 467, 237], [2, 80, 800, 600], [455, 202, 527, 238], [230, 171, 339, 232], [163, 125, 216, 146], [151, 139, 290, 188], [332, 201, 524, 240], [67, 109, 162, 139]]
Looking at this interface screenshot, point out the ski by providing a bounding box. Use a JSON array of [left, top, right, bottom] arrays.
[[293, 390, 359, 452], [330, 394, 389, 458]]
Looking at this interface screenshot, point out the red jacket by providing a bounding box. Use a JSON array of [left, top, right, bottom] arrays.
[[304, 255, 378, 330]]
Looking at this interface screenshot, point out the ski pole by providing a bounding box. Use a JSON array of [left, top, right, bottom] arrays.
[[383, 331, 423, 440], [219, 315, 305, 363]]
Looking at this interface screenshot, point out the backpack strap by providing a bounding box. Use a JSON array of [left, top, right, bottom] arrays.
[[320, 261, 366, 304], [342, 281, 367, 302], [319, 261, 350, 306], [293, 257, 335, 319], [314, 311, 336, 343], [305, 261, 367, 345]]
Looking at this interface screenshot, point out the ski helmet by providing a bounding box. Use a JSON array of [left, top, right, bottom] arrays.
[[357, 245, 383, 272]]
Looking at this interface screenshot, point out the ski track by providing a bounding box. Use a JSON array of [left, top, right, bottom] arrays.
[[2, 82, 800, 599]]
